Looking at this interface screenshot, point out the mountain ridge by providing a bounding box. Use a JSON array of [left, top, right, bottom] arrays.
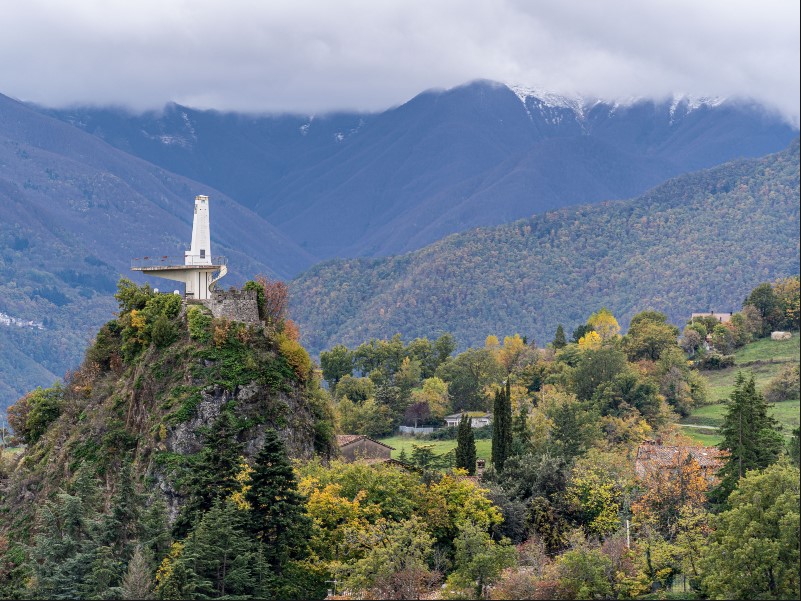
[[289, 139, 801, 355], [39, 80, 797, 260]]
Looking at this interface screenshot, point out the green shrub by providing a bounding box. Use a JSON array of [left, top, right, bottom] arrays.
[[698, 353, 735, 370], [187, 306, 212, 342], [151, 314, 179, 348]]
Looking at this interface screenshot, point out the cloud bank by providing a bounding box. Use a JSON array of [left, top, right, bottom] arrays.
[[2, 0, 798, 122]]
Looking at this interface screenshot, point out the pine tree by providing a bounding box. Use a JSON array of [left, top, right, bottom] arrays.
[[183, 500, 256, 599], [173, 410, 244, 537], [244, 430, 310, 579], [491, 381, 513, 472], [553, 324, 567, 349], [398, 447, 410, 464], [713, 372, 784, 504], [455, 414, 477, 475]]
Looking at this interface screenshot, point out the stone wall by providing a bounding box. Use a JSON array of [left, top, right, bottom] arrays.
[[203, 289, 260, 323]]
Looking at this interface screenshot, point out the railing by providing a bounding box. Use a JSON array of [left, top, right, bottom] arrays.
[[131, 255, 227, 269]]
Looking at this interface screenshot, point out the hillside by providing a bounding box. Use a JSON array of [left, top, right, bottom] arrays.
[[1, 283, 335, 530], [680, 333, 800, 446], [0, 93, 315, 409], [290, 139, 801, 354], [42, 80, 797, 260]]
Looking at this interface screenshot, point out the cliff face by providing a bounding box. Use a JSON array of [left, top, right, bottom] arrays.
[[1, 284, 335, 527]]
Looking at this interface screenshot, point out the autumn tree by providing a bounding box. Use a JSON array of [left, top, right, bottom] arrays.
[[623, 311, 679, 361], [632, 452, 710, 541], [587, 307, 621, 342]]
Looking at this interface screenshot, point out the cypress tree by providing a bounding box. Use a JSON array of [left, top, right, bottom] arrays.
[[713, 372, 784, 504], [553, 324, 567, 349], [455, 413, 477, 475], [244, 430, 310, 578], [491, 381, 513, 472]]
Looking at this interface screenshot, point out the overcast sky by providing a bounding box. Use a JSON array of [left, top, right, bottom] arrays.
[[1, 0, 798, 123]]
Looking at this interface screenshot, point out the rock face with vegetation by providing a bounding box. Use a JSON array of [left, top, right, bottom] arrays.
[[2, 278, 335, 528]]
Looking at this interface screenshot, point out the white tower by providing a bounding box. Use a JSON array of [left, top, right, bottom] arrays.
[[131, 195, 227, 300], [186, 195, 212, 266]]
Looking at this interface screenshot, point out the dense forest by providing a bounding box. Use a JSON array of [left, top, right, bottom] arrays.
[[290, 139, 800, 356], [0, 276, 798, 599]]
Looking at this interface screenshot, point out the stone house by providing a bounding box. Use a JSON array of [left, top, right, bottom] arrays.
[[635, 439, 725, 481], [336, 435, 395, 462]]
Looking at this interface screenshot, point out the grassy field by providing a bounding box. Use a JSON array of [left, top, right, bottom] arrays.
[[679, 333, 799, 446], [379, 435, 492, 462]]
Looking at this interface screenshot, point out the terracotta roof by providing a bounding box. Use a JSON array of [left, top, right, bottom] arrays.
[[335, 434, 395, 450], [635, 441, 725, 478]]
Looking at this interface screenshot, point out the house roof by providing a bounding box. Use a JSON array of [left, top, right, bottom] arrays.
[[444, 411, 492, 420], [635, 441, 725, 477], [335, 434, 395, 450]]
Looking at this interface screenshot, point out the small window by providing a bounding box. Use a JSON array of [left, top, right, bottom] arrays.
[[200, 249, 206, 258]]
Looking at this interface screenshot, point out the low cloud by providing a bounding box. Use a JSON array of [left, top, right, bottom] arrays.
[[2, 0, 798, 123]]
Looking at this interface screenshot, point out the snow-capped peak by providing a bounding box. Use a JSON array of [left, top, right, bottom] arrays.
[[507, 84, 589, 118]]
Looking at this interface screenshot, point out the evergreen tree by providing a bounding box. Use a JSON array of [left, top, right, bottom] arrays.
[[173, 410, 244, 537], [244, 430, 310, 585], [511, 405, 532, 456], [491, 381, 513, 472], [29, 471, 105, 599], [553, 324, 567, 349], [183, 500, 257, 599], [713, 372, 784, 504], [455, 414, 477, 475], [398, 447, 410, 464], [790, 427, 800, 467]]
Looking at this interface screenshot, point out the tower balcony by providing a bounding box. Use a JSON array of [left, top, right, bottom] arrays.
[[131, 255, 227, 271]]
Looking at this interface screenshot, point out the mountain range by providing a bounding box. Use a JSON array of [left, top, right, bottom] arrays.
[[0, 80, 798, 410], [42, 80, 796, 259]]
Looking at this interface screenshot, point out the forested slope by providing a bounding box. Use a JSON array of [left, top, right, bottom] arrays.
[[291, 139, 800, 353]]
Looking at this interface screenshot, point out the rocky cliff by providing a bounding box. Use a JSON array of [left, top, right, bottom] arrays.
[[1, 281, 335, 526]]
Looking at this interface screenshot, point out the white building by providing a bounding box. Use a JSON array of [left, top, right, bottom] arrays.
[[131, 195, 227, 300], [444, 412, 493, 428]]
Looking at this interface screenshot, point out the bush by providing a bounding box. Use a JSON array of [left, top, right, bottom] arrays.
[[697, 353, 735, 370], [151, 315, 179, 348], [187, 306, 212, 342], [277, 333, 311, 382], [764, 364, 800, 402]]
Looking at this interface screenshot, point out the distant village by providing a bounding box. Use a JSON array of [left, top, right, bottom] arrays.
[[0, 311, 44, 330]]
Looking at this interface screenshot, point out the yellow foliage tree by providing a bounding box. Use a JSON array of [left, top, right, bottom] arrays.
[[577, 330, 602, 350], [410, 377, 450, 419], [587, 307, 621, 342]]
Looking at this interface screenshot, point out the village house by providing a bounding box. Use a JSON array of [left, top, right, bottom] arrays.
[[443, 411, 492, 428], [635, 439, 725, 481], [690, 311, 733, 324], [336, 434, 394, 462]]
